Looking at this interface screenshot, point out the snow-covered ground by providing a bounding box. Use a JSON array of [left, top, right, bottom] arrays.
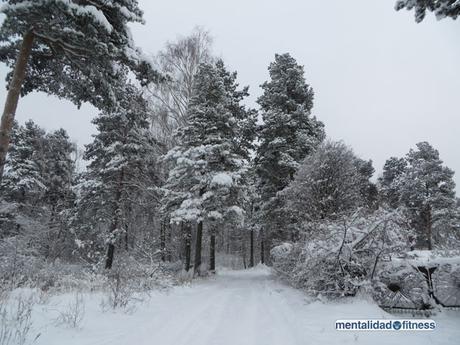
[[20, 266, 460, 345]]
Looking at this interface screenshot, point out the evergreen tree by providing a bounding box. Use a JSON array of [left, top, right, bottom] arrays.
[[379, 156, 408, 208], [395, 0, 460, 22], [2, 120, 46, 204], [42, 128, 76, 260], [254, 53, 324, 250], [397, 142, 457, 249], [43, 129, 74, 207], [73, 84, 159, 269], [0, 0, 161, 183], [163, 60, 255, 274]]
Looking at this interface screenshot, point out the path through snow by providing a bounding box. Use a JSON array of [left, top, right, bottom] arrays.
[[33, 265, 460, 345]]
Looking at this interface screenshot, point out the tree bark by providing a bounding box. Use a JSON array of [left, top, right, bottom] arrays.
[[0, 30, 35, 184], [426, 205, 432, 250], [104, 168, 124, 269], [184, 222, 191, 271], [209, 229, 216, 273], [260, 229, 265, 264], [167, 221, 172, 262], [160, 219, 166, 262], [249, 229, 254, 268], [194, 220, 203, 276]]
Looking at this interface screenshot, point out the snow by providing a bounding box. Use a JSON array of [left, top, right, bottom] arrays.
[[211, 172, 233, 187], [19, 266, 460, 345]]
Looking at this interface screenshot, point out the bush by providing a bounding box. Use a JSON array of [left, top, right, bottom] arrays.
[[55, 292, 85, 329], [0, 294, 35, 345], [271, 208, 412, 297]]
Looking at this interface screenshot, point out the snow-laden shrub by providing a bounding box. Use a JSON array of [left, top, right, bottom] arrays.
[[271, 243, 301, 279], [100, 256, 177, 310], [0, 294, 35, 345], [54, 292, 85, 329], [272, 208, 412, 297]]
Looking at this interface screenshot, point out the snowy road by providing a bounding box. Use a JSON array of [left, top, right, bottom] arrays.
[[34, 266, 460, 345]]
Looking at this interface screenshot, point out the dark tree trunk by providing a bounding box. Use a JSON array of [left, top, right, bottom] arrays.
[[249, 229, 254, 268], [104, 168, 125, 269], [194, 220, 203, 276], [0, 30, 35, 184], [184, 222, 191, 271], [160, 219, 166, 262], [209, 229, 216, 273], [426, 205, 432, 250], [105, 243, 115, 270]]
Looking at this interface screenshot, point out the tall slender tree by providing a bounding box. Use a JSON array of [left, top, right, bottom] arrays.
[[254, 53, 325, 253], [162, 60, 255, 274], [73, 84, 159, 269], [397, 142, 457, 249]]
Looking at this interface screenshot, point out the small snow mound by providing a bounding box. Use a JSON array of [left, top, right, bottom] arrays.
[[211, 172, 233, 187]]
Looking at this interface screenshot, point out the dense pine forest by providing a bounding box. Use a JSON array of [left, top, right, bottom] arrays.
[[0, 1, 459, 345]]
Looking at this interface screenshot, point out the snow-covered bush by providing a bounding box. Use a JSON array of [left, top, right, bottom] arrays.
[[271, 243, 301, 279], [272, 208, 412, 297], [0, 294, 35, 345], [55, 292, 85, 329]]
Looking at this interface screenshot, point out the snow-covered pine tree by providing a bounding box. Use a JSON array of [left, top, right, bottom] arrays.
[[254, 53, 325, 252], [0, 121, 76, 271], [73, 84, 159, 269], [0, 0, 161, 183], [41, 128, 76, 259], [378, 156, 408, 208], [396, 142, 457, 250], [163, 60, 255, 274], [395, 0, 460, 22], [2, 120, 46, 204]]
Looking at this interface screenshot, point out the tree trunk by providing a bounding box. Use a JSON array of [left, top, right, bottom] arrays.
[[0, 30, 35, 184], [209, 229, 216, 273], [426, 205, 432, 250], [194, 220, 203, 276], [184, 222, 191, 271], [160, 219, 166, 262], [260, 229, 265, 264], [104, 168, 124, 269], [249, 229, 254, 268], [167, 221, 172, 262]]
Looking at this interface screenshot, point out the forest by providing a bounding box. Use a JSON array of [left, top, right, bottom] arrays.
[[0, 1, 459, 345]]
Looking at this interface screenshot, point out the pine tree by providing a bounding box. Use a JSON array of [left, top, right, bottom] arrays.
[[163, 60, 255, 274], [397, 142, 457, 249], [254, 53, 325, 250], [73, 84, 158, 269], [2, 120, 46, 204], [42, 128, 76, 260], [0, 0, 161, 183], [379, 157, 408, 208], [395, 0, 460, 22]]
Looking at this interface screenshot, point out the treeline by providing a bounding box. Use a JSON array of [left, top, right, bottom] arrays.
[[0, 25, 459, 290]]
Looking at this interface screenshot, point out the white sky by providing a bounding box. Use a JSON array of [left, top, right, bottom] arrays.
[[1, 0, 459, 190]]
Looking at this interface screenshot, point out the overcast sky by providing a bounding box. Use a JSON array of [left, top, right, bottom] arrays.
[[2, 0, 459, 190]]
